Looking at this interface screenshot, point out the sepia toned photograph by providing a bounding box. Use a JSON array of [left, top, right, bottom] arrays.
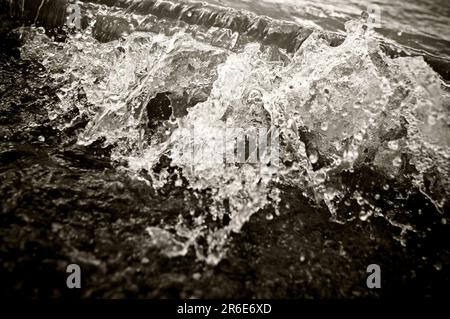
[[0, 0, 448, 306]]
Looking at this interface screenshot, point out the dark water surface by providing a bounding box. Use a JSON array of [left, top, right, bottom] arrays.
[[0, 0, 449, 298], [209, 0, 450, 57]]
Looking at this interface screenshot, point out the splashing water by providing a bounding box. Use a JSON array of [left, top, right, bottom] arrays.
[[18, 4, 450, 264]]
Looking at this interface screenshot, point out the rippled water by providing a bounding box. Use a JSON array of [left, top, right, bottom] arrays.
[[0, 0, 449, 297], [210, 0, 450, 56]]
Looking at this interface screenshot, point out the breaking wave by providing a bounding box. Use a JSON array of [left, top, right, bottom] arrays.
[[9, 0, 450, 264]]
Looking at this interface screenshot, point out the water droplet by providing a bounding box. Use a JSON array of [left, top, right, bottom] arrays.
[[48, 111, 58, 120], [383, 184, 390, 191], [265, 213, 274, 221], [320, 121, 328, 131], [374, 194, 380, 200], [38, 135, 45, 142], [353, 101, 362, 109], [359, 210, 369, 221], [392, 156, 402, 167], [357, 197, 365, 206], [315, 171, 326, 183], [387, 140, 399, 151], [168, 116, 177, 125], [427, 114, 436, 125], [300, 254, 306, 262], [248, 89, 262, 104], [175, 178, 183, 187], [309, 150, 318, 164]]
